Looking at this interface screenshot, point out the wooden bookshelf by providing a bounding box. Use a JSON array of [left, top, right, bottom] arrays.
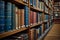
[[30, 6, 44, 12], [14, 0, 28, 6], [30, 22, 43, 28], [0, 27, 28, 39], [44, 2, 52, 10], [0, 0, 53, 40]]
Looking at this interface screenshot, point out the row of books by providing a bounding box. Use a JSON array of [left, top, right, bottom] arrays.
[[45, 15, 49, 20], [3, 33, 29, 40], [49, 2, 53, 8], [2, 25, 42, 40], [44, 0, 53, 8], [44, 0, 48, 6], [0, 1, 42, 33], [30, 25, 42, 40], [29, 11, 42, 25], [45, 5, 48, 13], [30, 0, 44, 11], [44, 22, 49, 31]]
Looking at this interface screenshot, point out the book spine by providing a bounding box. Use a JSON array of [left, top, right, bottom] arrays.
[[36, 12, 38, 23], [38, 13, 40, 23], [45, 15, 48, 20], [0, 0, 5, 33], [15, 6, 19, 29], [33, 12, 37, 24], [11, 4, 16, 30], [33, 0, 36, 8], [30, 29, 35, 40], [30, 0, 33, 6], [29, 11, 33, 25], [40, 13, 42, 22], [24, 6, 29, 27], [18, 9, 21, 29], [39, 25, 42, 36], [20, 9, 25, 28], [5, 2, 12, 31]]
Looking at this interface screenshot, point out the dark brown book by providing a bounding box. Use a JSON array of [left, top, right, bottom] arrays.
[[30, 29, 35, 40]]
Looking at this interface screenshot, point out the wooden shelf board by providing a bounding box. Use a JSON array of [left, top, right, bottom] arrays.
[[0, 28, 27, 39], [30, 6, 44, 12], [44, 2, 52, 10], [30, 22, 42, 28], [14, 0, 28, 6], [44, 20, 48, 22]]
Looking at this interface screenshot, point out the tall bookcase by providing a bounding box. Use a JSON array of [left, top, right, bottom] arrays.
[[53, 2, 60, 23], [0, 0, 54, 40]]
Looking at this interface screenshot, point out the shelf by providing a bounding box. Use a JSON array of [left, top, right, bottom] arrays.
[[0, 27, 27, 39], [44, 2, 52, 10], [14, 0, 28, 6], [4, 0, 28, 6], [44, 20, 48, 22], [30, 22, 43, 28], [30, 6, 44, 12], [37, 24, 53, 40], [44, 12, 49, 15]]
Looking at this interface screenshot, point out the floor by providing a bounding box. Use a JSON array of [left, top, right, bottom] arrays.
[[44, 24, 60, 40]]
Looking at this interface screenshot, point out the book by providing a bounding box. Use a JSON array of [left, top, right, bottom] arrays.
[[38, 13, 40, 23], [15, 6, 19, 29], [33, 0, 36, 8], [30, 0, 33, 6], [24, 6, 29, 27], [45, 15, 49, 20], [30, 29, 35, 40], [35, 26, 42, 38], [0, 0, 5, 33], [40, 2, 44, 11], [20, 9, 25, 28], [29, 11, 33, 25], [33, 12, 37, 24], [36, 12, 38, 23], [40, 13, 42, 22], [37, 0, 40, 9], [18, 9, 21, 29], [5, 2, 13, 31], [12, 4, 16, 30]]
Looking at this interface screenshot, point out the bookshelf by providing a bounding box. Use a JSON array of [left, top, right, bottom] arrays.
[[0, 0, 53, 40]]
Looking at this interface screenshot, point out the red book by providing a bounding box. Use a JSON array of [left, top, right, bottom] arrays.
[[29, 11, 33, 25], [33, 12, 37, 24]]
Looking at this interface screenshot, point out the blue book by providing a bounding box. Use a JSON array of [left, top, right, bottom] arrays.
[[0, 0, 5, 33], [33, 0, 36, 8], [12, 4, 16, 29], [38, 0, 40, 8], [39, 26, 42, 36], [5, 2, 12, 31], [24, 6, 29, 27], [45, 15, 48, 20], [30, 0, 33, 6]]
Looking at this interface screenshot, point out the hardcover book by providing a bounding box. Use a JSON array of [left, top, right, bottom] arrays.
[[0, 0, 5, 33]]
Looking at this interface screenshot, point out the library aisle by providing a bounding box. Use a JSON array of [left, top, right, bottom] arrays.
[[44, 23, 60, 40]]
